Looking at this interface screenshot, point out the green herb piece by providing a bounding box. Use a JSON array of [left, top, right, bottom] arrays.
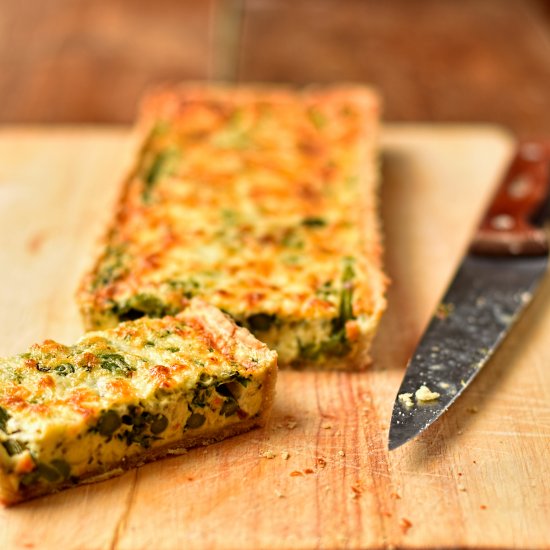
[[0, 407, 10, 432], [96, 410, 122, 437], [144, 341, 155, 347], [37, 462, 61, 483], [302, 216, 327, 227], [50, 459, 71, 480], [2, 439, 26, 456], [36, 364, 51, 373], [92, 245, 128, 289], [216, 384, 239, 417], [220, 398, 239, 417], [332, 257, 356, 333], [142, 147, 180, 201], [246, 313, 276, 332], [54, 363, 75, 376], [281, 230, 304, 249], [20, 470, 40, 487], [185, 413, 206, 429], [150, 414, 168, 435], [307, 107, 327, 130], [118, 293, 169, 321], [234, 375, 250, 387], [98, 353, 134, 377]]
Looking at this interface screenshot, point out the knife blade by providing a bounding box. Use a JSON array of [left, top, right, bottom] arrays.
[[388, 140, 550, 451]]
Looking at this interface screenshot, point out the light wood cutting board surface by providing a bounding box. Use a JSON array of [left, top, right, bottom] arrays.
[[0, 125, 548, 549]]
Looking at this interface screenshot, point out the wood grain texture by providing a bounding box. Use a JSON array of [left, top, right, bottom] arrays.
[[0, 125, 549, 549], [239, 0, 550, 137]]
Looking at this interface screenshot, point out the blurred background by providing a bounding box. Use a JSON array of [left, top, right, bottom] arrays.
[[1, 0, 550, 136]]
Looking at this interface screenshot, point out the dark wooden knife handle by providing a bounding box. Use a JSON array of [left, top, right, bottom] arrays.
[[470, 141, 550, 256]]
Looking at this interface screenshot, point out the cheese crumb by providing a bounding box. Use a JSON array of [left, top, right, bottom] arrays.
[[415, 385, 440, 402], [281, 451, 290, 460], [337, 450, 345, 457], [398, 392, 414, 408], [260, 450, 276, 459]]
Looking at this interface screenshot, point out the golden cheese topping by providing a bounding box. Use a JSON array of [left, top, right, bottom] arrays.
[[78, 85, 386, 367], [0, 299, 276, 504]]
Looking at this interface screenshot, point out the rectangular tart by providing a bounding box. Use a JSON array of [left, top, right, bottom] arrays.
[[0, 299, 277, 505], [78, 84, 387, 369]]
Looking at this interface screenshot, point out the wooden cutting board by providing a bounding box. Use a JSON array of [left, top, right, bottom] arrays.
[[0, 125, 548, 549]]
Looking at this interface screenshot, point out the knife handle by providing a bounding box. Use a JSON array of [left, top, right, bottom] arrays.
[[471, 141, 550, 256]]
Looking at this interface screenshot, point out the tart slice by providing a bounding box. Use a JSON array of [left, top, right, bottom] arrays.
[[0, 299, 277, 505]]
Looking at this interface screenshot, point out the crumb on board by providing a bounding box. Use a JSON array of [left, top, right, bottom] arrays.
[[281, 451, 290, 460], [274, 489, 285, 498], [286, 420, 298, 430], [260, 450, 276, 459], [467, 406, 479, 413], [480, 504, 487, 510], [399, 517, 413, 534], [321, 423, 332, 429], [398, 392, 414, 408], [390, 492, 401, 500], [304, 468, 314, 474], [415, 385, 440, 402], [290, 470, 304, 477], [337, 450, 345, 457], [315, 457, 327, 469]]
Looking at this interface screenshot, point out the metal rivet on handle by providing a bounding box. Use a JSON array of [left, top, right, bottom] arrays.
[[491, 214, 515, 230], [507, 176, 531, 199]]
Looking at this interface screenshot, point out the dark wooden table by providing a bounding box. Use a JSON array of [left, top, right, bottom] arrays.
[[1, 0, 550, 136]]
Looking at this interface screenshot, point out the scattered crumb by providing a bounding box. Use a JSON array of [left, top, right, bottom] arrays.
[[415, 385, 440, 402], [480, 504, 487, 510], [458, 484, 467, 492], [274, 489, 285, 498], [260, 450, 276, 459], [290, 470, 304, 477], [458, 429, 464, 435], [398, 392, 414, 408], [337, 450, 345, 457], [467, 406, 479, 413], [321, 423, 332, 429], [315, 457, 327, 469], [382, 511, 392, 518], [350, 484, 363, 500], [304, 468, 314, 474], [286, 420, 298, 430], [390, 492, 401, 500], [399, 517, 413, 535], [281, 451, 290, 460], [436, 302, 454, 320]]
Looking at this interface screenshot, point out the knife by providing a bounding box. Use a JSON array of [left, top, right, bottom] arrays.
[[388, 140, 550, 451]]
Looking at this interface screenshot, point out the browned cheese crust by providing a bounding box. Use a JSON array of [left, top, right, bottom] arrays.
[[78, 83, 388, 369]]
